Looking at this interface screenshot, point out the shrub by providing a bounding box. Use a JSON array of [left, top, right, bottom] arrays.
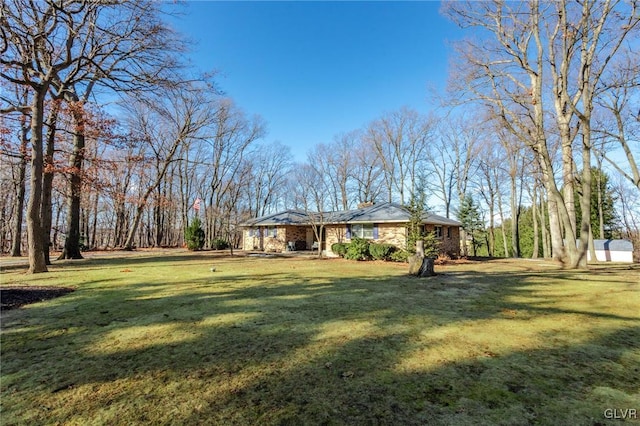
[[331, 243, 348, 257], [184, 218, 205, 251], [390, 249, 410, 263], [211, 238, 229, 250], [369, 243, 397, 261], [422, 232, 441, 258], [345, 237, 370, 261]]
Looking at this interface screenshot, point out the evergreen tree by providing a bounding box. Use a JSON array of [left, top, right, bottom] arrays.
[[406, 190, 426, 253], [184, 217, 205, 251], [405, 187, 439, 257], [458, 195, 485, 256], [483, 207, 544, 259], [575, 168, 617, 239]]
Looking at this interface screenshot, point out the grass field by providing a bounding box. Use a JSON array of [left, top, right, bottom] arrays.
[[1, 251, 639, 425]]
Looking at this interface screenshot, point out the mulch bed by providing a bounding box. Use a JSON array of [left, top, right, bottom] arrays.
[[1, 287, 75, 311]]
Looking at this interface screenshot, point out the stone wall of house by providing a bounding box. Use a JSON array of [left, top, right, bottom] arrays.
[[445, 226, 461, 256], [242, 230, 260, 251], [263, 235, 285, 252], [376, 223, 408, 248], [242, 226, 310, 252], [326, 223, 408, 254]]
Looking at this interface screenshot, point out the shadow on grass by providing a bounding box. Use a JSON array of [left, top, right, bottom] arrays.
[[1, 255, 638, 425]]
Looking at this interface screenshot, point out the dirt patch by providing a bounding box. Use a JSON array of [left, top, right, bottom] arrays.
[[0, 286, 75, 311]]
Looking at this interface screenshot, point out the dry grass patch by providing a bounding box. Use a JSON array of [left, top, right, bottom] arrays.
[[1, 252, 639, 425]]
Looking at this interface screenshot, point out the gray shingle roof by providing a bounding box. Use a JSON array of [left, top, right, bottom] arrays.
[[592, 239, 633, 252], [241, 202, 462, 227], [241, 210, 309, 227]]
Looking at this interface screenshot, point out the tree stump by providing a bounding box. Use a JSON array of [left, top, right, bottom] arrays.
[[409, 254, 436, 277], [409, 241, 435, 277]]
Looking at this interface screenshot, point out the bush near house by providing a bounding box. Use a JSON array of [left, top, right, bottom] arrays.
[[211, 238, 229, 250], [334, 241, 403, 262], [369, 243, 397, 261], [390, 249, 410, 263], [345, 237, 371, 261], [331, 243, 349, 258]]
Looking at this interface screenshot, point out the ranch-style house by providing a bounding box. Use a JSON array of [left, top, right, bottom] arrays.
[[240, 202, 462, 256]]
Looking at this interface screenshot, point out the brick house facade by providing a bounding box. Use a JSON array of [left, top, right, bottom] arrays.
[[241, 202, 462, 256]]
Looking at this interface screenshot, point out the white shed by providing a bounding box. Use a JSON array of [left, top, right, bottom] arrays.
[[586, 239, 634, 263]]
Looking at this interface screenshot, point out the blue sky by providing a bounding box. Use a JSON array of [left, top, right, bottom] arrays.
[[169, 1, 460, 160]]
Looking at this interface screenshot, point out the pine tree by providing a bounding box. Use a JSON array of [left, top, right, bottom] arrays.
[[575, 168, 617, 239], [406, 187, 439, 257], [184, 217, 205, 251], [458, 195, 485, 256]]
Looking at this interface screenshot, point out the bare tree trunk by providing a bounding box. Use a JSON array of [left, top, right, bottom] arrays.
[[154, 187, 163, 247], [124, 204, 145, 250], [531, 184, 539, 259], [123, 142, 182, 250], [26, 90, 49, 273], [40, 102, 60, 264], [540, 197, 550, 259], [509, 172, 520, 258], [580, 128, 594, 268], [10, 122, 28, 257], [91, 192, 99, 249], [595, 158, 605, 240], [59, 100, 86, 260]]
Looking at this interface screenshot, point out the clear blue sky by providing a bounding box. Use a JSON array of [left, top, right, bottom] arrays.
[[169, 1, 460, 160]]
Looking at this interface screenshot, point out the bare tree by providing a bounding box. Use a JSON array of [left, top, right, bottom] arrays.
[[367, 107, 432, 205], [426, 124, 454, 218], [443, 0, 639, 268], [349, 130, 385, 205], [245, 141, 293, 217], [121, 85, 214, 250], [612, 175, 640, 260], [307, 136, 354, 211], [1, 0, 186, 271], [291, 162, 332, 257], [593, 59, 640, 190], [1, 0, 57, 271], [0, 106, 29, 257], [476, 138, 503, 257], [203, 99, 265, 242], [9, 112, 28, 257]]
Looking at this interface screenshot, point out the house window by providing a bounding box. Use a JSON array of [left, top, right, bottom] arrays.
[[446, 227, 451, 239], [352, 223, 374, 239], [434, 226, 443, 239], [267, 226, 277, 238]]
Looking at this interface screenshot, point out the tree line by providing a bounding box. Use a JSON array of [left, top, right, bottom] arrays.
[[1, 0, 639, 273]]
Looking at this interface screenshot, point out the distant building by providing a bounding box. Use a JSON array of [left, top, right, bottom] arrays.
[[587, 239, 634, 263]]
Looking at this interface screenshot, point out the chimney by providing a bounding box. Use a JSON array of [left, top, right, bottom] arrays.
[[357, 202, 374, 209]]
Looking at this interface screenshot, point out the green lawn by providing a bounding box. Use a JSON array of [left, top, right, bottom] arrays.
[[1, 251, 638, 425]]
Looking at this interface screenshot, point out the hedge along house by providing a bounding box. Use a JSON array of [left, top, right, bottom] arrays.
[[241, 202, 462, 256]]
